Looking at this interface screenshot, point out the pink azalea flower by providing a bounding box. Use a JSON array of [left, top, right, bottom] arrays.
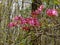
[[28, 17, 40, 26], [13, 16, 19, 21], [31, 5, 44, 16], [20, 18, 27, 25], [25, 18, 30, 23], [46, 9, 52, 16], [38, 5, 44, 12], [13, 16, 23, 21], [37, 8, 42, 12], [29, 19, 35, 26], [52, 9, 58, 16], [8, 22, 17, 28], [34, 19, 40, 26], [39, 5, 44, 9], [46, 9, 58, 16]]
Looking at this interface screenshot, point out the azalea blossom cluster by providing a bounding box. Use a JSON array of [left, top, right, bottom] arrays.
[[46, 9, 58, 16], [32, 5, 44, 15], [8, 16, 40, 30], [8, 5, 58, 30], [32, 5, 58, 17]]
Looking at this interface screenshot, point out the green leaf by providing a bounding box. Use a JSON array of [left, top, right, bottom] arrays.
[[54, 0, 60, 5]]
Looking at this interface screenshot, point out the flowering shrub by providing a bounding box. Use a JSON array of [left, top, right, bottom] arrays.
[[8, 16, 40, 30], [8, 4, 58, 31], [0, 0, 60, 45]]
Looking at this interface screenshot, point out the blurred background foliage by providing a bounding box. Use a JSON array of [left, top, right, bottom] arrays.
[[0, 0, 60, 45]]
